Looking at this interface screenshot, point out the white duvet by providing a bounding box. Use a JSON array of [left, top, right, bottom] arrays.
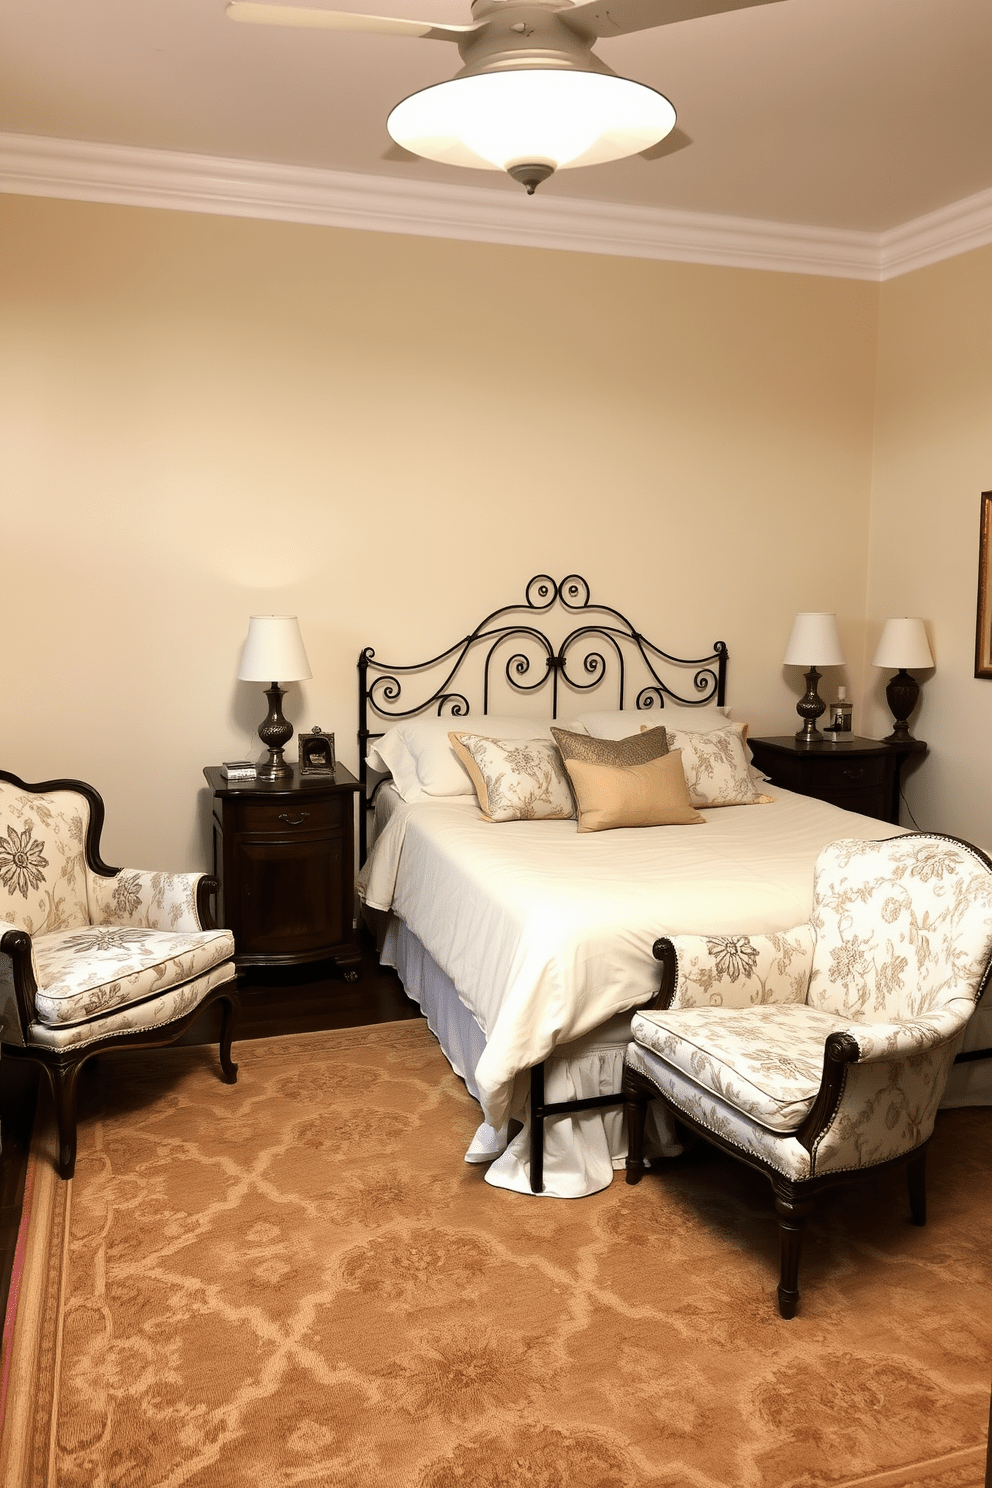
[[360, 785, 904, 1134]]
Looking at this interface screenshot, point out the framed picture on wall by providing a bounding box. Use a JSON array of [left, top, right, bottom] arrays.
[[976, 491, 992, 678]]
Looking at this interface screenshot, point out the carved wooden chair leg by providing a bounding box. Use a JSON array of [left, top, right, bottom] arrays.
[[774, 1183, 814, 1319], [218, 990, 240, 1084], [906, 1146, 927, 1226], [45, 1056, 85, 1181], [622, 1071, 650, 1186]]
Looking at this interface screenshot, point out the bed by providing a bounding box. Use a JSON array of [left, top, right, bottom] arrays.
[[357, 576, 991, 1198]]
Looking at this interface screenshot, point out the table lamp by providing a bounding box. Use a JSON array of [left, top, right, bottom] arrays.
[[872, 618, 933, 743], [238, 615, 312, 781], [783, 612, 845, 743]]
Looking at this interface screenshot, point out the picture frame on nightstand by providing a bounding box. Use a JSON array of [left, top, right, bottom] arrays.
[[975, 491, 992, 678], [299, 726, 336, 775]]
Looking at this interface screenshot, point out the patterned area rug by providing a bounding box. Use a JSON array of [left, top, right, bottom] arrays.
[[1, 1021, 989, 1488]]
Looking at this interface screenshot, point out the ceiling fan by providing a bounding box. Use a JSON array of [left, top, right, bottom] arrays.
[[227, 0, 785, 193]]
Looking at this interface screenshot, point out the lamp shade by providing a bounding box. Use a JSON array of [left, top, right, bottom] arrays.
[[783, 613, 845, 667], [237, 615, 312, 683], [387, 70, 676, 177], [872, 618, 934, 670]]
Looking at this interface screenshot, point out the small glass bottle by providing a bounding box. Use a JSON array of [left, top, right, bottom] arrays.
[[826, 685, 853, 735]]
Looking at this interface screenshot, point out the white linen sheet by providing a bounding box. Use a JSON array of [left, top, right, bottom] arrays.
[[360, 785, 909, 1138]]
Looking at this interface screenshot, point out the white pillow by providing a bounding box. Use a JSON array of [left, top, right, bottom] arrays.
[[665, 723, 773, 808], [366, 715, 556, 801], [573, 704, 731, 740]]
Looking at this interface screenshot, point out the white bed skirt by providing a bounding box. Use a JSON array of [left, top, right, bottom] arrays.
[[381, 915, 679, 1198]]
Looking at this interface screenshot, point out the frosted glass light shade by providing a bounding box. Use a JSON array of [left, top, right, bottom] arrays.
[[238, 615, 312, 683], [783, 613, 845, 667], [387, 70, 676, 175], [872, 618, 934, 670]]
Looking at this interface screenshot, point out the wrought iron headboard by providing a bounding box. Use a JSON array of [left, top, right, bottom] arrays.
[[358, 574, 727, 859]]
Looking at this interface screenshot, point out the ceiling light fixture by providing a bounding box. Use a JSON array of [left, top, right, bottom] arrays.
[[227, 0, 784, 194], [385, 20, 677, 194]]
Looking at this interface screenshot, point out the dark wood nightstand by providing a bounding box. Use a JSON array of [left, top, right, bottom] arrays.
[[746, 735, 927, 824], [204, 764, 361, 978]]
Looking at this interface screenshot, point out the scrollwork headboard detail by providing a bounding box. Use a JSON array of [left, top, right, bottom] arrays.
[[358, 574, 727, 858]]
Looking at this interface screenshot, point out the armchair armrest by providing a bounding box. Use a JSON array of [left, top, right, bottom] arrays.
[[87, 867, 217, 933], [797, 1010, 970, 1165], [648, 926, 815, 1012], [0, 926, 39, 1044], [841, 1008, 971, 1062]]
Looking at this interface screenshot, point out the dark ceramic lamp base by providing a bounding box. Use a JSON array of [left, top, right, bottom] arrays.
[[795, 666, 827, 743], [882, 668, 921, 744], [256, 682, 294, 781]]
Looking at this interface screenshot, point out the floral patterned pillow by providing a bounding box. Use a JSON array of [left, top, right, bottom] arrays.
[[664, 723, 772, 809], [448, 735, 575, 822]]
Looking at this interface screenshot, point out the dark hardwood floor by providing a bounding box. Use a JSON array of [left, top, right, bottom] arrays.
[[0, 943, 422, 1323]]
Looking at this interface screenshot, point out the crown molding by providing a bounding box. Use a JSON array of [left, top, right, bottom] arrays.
[[3, 132, 991, 282], [878, 185, 992, 280]]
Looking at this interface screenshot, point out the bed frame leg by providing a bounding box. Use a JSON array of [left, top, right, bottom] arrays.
[[530, 1063, 546, 1194]]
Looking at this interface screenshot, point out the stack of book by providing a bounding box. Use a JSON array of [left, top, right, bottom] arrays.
[[221, 760, 257, 783]]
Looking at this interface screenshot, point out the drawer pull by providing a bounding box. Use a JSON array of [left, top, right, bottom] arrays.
[[842, 768, 864, 782], [277, 811, 311, 826]]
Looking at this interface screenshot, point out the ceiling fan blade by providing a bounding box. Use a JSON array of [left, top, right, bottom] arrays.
[[225, 3, 472, 41], [383, 142, 421, 161], [562, 0, 784, 42], [638, 125, 692, 160]]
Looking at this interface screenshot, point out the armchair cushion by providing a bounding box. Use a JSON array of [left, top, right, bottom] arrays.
[[631, 997, 968, 1146], [625, 1035, 959, 1183], [631, 1002, 849, 1131], [26, 957, 237, 1051], [625, 1039, 816, 1181], [31, 924, 235, 1032]]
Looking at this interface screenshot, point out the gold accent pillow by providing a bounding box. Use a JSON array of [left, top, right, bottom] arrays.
[[448, 734, 575, 822], [551, 725, 669, 767], [563, 750, 706, 832]]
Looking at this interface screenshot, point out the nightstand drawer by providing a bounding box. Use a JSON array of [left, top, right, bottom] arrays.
[[235, 795, 345, 836], [805, 755, 887, 791]]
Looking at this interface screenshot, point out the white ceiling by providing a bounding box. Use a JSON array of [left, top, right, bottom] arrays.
[[2, 0, 992, 235]]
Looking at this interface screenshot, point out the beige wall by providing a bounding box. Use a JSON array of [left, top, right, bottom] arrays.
[[866, 244, 992, 850], [1, 194, 880, 871]]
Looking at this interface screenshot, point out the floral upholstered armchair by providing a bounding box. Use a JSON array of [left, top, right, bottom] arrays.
[[0, 770, 240, 1179], [622, 833, 992, 1318]]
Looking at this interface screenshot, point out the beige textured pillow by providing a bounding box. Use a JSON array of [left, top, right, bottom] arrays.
[[551, 725, 669, 767], [448, 734, 575, 822], [563, 750, 705, 832]]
